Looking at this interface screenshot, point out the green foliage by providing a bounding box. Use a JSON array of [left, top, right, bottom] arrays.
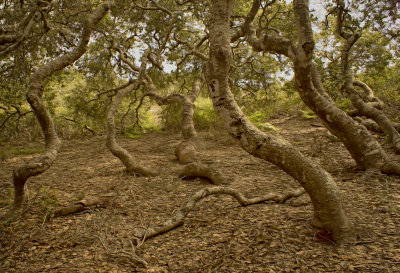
[[300, 109, 317, 119], [193, 97, 219, 130], [337, 98, 352, 113], [126, 104, 164, 135], [36, 187, 59, 214], [0, 148, 44, 156], [125, 133, 141, 139], [248, 111, 278, 131], [160, 103, 183, 132], [0, 0, 398, 144]]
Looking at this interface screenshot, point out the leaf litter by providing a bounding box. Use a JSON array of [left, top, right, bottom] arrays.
[[0, 116, 399, 272]]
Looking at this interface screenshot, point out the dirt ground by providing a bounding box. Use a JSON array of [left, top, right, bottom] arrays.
[[0, 116, 399, 273]]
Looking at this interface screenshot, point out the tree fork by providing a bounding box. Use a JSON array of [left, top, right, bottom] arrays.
[[240, 0, 399, 175]]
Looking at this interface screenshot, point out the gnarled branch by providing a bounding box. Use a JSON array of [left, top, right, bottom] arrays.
[[133, 186, 305, 240], [11, 1, 112, 210]]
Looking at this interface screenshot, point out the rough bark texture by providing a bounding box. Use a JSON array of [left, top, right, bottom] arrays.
[[11, 1, 112, 210], [106, 81, 159, 177], [335, 0, 400, 159], [352, 80, 384, 110], [206, 0, 354, 243], [241, 0, 399, 175], [133, 186, 305, 240], [353, 117, 382, 133]]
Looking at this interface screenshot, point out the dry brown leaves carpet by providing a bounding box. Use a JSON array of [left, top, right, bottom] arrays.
[[0, 116, 399, 272]]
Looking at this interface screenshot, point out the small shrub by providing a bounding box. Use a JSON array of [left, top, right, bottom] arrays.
[[248, 111, 278, 131], [193, 97, 220, 130], [337, 98, 352, 113], [37, 187, 59, 214]]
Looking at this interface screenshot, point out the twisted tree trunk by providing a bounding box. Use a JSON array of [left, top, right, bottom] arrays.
[[348, 81, 400, 153], [106, 80, 159, 177], [11, 1, 112, 210], [144, 75, 202, 164], [241, 0, 400, 175], [206, 0, 354, 243]]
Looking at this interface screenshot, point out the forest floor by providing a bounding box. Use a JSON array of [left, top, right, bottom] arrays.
[[0, 115, 399, 273]]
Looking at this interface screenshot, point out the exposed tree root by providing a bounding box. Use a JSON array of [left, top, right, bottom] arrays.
[[133, 186, 305, 241], [179, 162, 229, 185]]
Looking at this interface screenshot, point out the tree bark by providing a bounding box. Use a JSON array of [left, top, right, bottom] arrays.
[[335, 0, 400, 157], [133, 186, 305, 241], [179, 162, 228, 185], [106, 80, 159, 177], [11, 1, 112, 210], [206, 0, 354, 243], [349, 81, 400, 153], [241, 0, 400, 175], [144, 74, 202, 163]]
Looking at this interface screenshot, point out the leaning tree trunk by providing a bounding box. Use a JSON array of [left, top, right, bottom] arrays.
[[206, 0, 354, 243], [293, 2, 400, 174], [296, 64, 400, 174], [334, 0, 400, 154], [11, 2, 112, 210], [241, 0, 400, 175]]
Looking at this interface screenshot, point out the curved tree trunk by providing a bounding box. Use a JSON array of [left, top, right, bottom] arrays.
[[11, 2, 112, 210], [144, 75, 202, 164], [335, 0, 400, 165], [348, 80, 400, 153], [241, 0, 399, 175], [206, 0, 354, 243], [106, 81, 159, 177]]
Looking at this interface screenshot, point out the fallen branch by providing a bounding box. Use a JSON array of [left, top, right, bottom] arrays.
[[46, 196, 114, 220], [133, 186, 305, 241]]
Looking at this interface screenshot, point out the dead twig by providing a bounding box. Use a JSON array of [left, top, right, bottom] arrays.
[[98, 234, 148, 266]]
